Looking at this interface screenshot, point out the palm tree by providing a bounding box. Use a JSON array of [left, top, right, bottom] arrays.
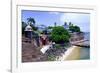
[[27, 17, 35, 25], [54, 22, 57, 27], [27, 17, 38, 31], [69, 22, 73, 26], [64, 22, 67, 26]]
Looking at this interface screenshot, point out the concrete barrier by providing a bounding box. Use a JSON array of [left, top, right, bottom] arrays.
[[40, 45, 51, 54]]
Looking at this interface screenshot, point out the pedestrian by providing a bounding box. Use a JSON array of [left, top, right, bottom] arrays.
[[40, 32, 47, 46]]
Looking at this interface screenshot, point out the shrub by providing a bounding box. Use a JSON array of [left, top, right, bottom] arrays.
[[47, 55, 56, 61], [51, 26, 70, 44], [69, 25, 81, 32]]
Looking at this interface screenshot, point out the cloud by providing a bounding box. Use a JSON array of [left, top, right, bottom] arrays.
[[60, 13, 90, 32], [60, 13, 89, 23], [60, 13, 70, 22]]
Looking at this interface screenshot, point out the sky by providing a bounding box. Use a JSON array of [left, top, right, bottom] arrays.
[[22, 10, 90, 32]]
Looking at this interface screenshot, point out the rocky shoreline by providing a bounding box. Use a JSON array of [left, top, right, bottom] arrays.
[[22, 32, 89, 62]]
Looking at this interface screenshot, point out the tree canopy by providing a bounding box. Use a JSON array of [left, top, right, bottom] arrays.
[[22, 21, 27, 34], [69, 23, 81, 32], [51, 26, 70, 44], [27, 17, 35, 25], [27, 17, 37, 31]]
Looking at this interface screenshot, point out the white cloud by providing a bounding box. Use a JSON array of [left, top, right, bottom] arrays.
[[60, 13, 87, 23], [60, 13, 90, 32], [60, 13, 90, 24]]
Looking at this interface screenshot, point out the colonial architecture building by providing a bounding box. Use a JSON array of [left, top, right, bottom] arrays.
[[24, 24, 33, 40]]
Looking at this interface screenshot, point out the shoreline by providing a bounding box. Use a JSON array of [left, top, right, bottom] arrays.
[[60, 46, 81, 61]]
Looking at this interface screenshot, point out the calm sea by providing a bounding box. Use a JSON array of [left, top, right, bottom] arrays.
[[80, 32, 90, 60]]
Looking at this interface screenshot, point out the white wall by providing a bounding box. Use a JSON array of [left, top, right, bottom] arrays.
[[0, 0, 100, 73]]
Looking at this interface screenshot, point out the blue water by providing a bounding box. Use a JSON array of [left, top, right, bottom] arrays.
[[80, 32, 90, 60]]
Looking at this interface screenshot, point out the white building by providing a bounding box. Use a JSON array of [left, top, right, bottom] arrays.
[[24, 24, 33, 39]]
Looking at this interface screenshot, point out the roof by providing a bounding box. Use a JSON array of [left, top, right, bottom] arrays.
[[24, 25, 33, 31]]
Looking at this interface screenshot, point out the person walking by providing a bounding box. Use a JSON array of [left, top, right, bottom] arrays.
[[40, 33, 47, 46]]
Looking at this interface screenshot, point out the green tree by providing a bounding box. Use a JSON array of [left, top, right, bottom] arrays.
[[69, 24, 81, 32], [30, 24, 38, 31], [69, 22, 72, 26], [27, 17, 37, 31], [22, 21, 27, 34], [51, 26, 70, 44], [48, 26, 53, 29], [27, 17, 35, 25], [74, 26, 81, 32]]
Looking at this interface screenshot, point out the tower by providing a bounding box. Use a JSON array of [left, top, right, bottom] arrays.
[[24, 24, 33, 40]]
